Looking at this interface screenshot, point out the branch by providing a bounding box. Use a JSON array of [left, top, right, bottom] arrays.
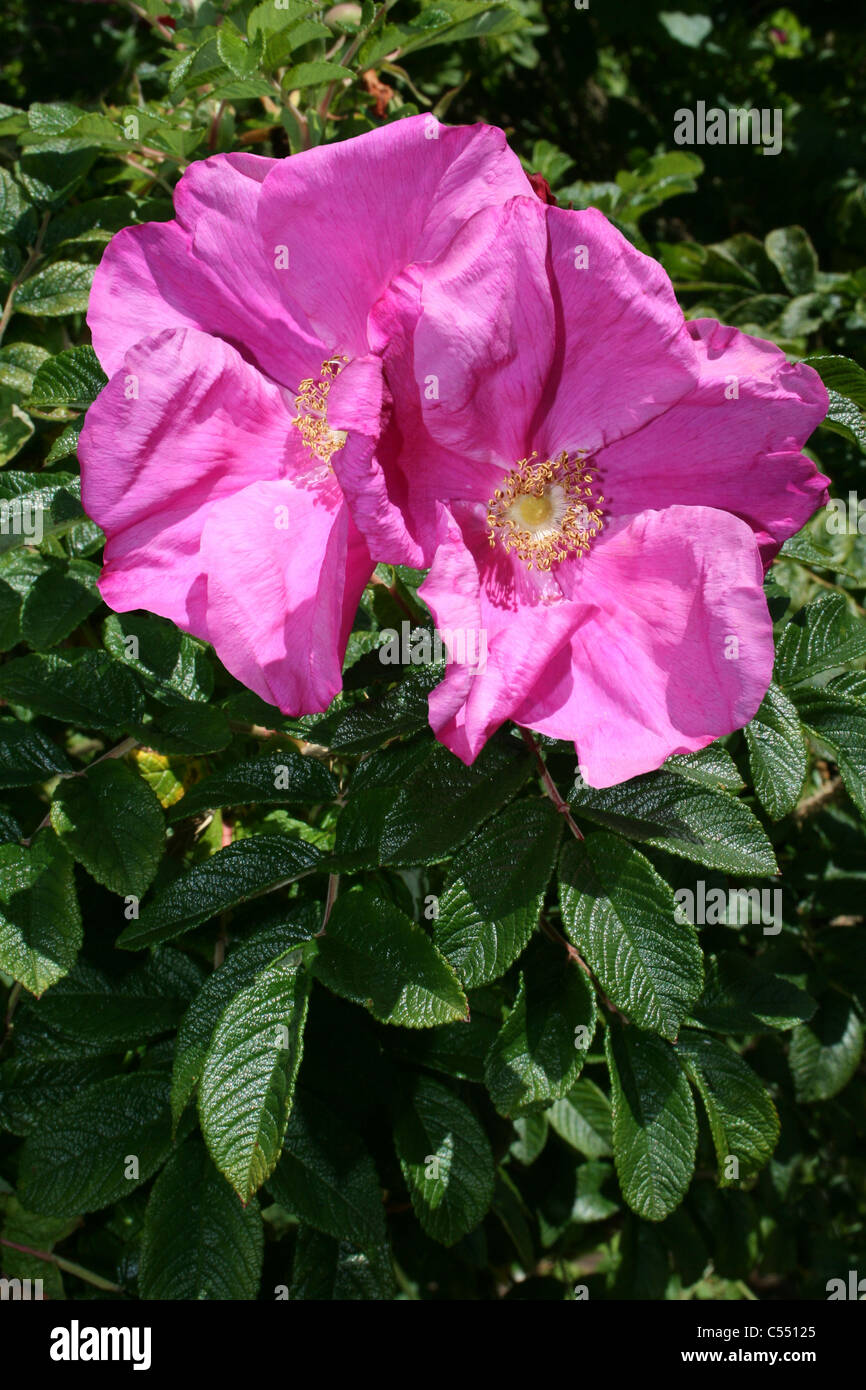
[[521, 728, 584, 840]]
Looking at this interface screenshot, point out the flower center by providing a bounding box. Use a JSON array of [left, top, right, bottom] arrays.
[[486, 450, 604, 571], [293, 356, 349, 465]]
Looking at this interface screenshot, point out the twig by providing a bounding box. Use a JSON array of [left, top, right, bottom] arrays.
[[521, 728, 584, 840], [22, 737, 140, 846], [0, 1238, 124, 1294], [0, 213, 49, 348]]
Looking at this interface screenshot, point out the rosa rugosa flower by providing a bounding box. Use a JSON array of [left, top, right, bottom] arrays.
[[79, 118, 531, 712], [334, 196, 829, 786]]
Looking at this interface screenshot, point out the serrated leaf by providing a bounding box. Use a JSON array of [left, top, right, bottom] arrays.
[[102, 611, 214, 704], [0, 472, 83, 554], [393, 1076, 494, 1246], [484, 946, 594, 1116], [27, 344, 106, 408], [0, 831, 81, 995], [13, 260, 93, 316], [20, 559, 101, 650], [676, 1031, 779, 1183], [744, 682, 808, 819], [334, 736, 530, 868], [433, 799, 561, 989], [789, 995, 864, 1101], [775, 592, 866, 685], [49, 758, 164, 897], [117, 835, 323, 950], [140, 1136, 263, 1299], [793, 676, 866, 819], [171, 909, 317, 1126], [268, 1092, 386, 1248], [0, 1058, 117, 1135], [570, 767, 777, 876], [313, 888, 468, 1027], [605, 1023, 697, 1221], [199, 949, 311, 1200], [689, 953, 816, 1033], [13, 950, 202, 1057], [288, 1225, 395, 1301], [18, 1072, 181, 1217], [559, 834, 703, 1039], [0, 717, 73, 788], [136, 702, 231, 756], [0, 651, 143, 730], [548, 1077, 613, 1158], [168, 749, 337, 823]]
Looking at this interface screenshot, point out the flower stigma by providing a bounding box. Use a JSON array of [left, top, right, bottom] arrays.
[[486, 449, 604, 570]]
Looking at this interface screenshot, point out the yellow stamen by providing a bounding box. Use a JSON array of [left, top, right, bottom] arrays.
[[293, 356, 349, 465], [486, 449, 604, 571]]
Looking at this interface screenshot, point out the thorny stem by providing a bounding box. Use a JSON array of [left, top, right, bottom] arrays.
[[22, 737, 140, 847], [318, 3, 392, 121], [521, 728, 584, 841], [793, 774, 844, 824], [540, 916, 625, 1020], [0, 1238, 124, 1294]]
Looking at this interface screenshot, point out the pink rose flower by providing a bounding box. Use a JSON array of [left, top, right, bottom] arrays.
[[334, 195, 829, 786], [79, 118, 531, 712]]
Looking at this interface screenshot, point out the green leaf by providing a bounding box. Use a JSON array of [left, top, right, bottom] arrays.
[[393, 1076, 495, 1246], [658, 11, 713, 46], [168, 749, 338, 823], [559, 834, 703, 1039], [570, 767, 777, 876], [0, 1058, 117, 1135], [18, 1072, 181, 1217], [0, 167, 37, 241], [102, 611, 214, 704], [13, 261, 93, 316], [764, 226, 819, 295], [49, 759, 164, 898], [199, 949, 311, 1200], [334, 736, 530, 868], [27, 345, 106, 408], [0, 472, 84, 555], [284, 60, 354, 88], [676, 1031, 779, 1183], [803, 354, 866, 409], [140, 1136, 263, 1300], [20, 559, 101, 650], [789, 995, 864, 1101], [775, 593, 866, 685], [0, 1197, 78, 1300], [313, 888, 468, 1027], [689, 953, 816, 1033], [13, 950, 202, 1056], [793, 676, 866, 819], [171, 909, 317, 1126], [434, 799, 561, 987], [0, 717, 73, 788], [0, 831, 81, 995], [216, 20, 264, 77], [0, 651, 143, 731], [744, 682, 808, 819], [288, 1225, 395, 1301], [548, 1078, 613, 1158], [605, 1023, 697, 1221], [117, 835, 322, 950], [484, 946, 595, 1115], [268, 1092, 386, 1248], [136, 702, 232, 756]]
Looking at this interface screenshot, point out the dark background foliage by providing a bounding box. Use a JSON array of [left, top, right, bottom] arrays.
[[0, 0, 865, 1302]]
